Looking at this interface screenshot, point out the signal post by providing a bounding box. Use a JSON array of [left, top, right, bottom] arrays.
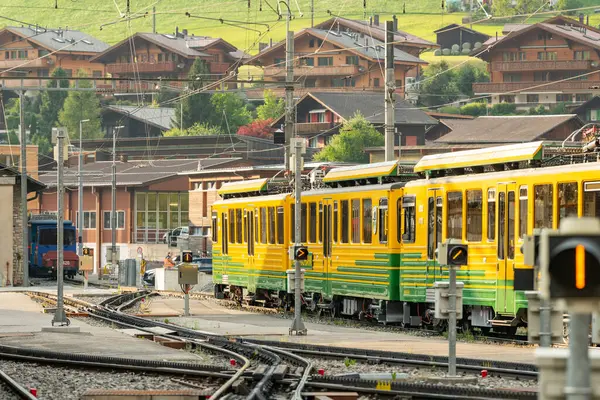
[[539, 217, 600, 400], [178, 250, 197, 317]]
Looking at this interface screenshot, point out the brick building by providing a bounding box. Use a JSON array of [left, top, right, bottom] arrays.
[[473, 16, 600, 107]]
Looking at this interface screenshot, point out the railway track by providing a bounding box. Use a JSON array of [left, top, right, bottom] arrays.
[[0, 367, 37, 400], [25, 290, 537, 399]]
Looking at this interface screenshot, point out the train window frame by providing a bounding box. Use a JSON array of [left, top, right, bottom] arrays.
[[228, 209, 235, 244], [341, 200, 349, 244], [333, 201, 339, 243], [351, 199, 361, 244], [268, 207, 276, 244], [243, 211, 248, 244], [236, 209, 243, 244], [584, 181, 600, 217], [211, 212, 218, 243], [318, 202, 323, 243], [276, 206, 284, 244], [447, 191, 463, 240], [290, 204, 295, 243], [519, 186, 528, 239], [309, 202, 317, 243], [558, 181, 579, 224], [222, 212, 228, 254], [466, 189, 482, 242], [378, 198, 388, 244], [362, 198, 373, 244], [254, 210, 259, 245], [487, 188, 496, 242], [260, 207, 267, 244], [534, 184, 554, 229], [301, 203, 307, 243], [401, 196, 416, 243]]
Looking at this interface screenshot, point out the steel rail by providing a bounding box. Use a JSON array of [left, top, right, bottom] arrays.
[[0, 369, 37, 400]]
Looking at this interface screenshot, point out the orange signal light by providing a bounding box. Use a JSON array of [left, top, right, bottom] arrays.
[[576, 244, 586, 290]]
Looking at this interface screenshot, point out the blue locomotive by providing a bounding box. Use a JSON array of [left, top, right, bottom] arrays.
[[28, 214, 79, 278]]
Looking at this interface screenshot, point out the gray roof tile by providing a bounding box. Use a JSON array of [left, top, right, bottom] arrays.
[[104, 105, 175, 130], [6, 26, 109, 53]]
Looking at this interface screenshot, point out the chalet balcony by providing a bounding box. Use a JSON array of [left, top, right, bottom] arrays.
[[106, 61, 177, 74], [210, 62, 230, 75], [491, 60, 597, 72], [244, 86, 386, 100], [295, 122, 333, 134], [263, 65, 360, 78], [473, 80, 600, 94], [0, 58, 47, 69]]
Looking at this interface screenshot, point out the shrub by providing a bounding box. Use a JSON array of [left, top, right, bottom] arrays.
[[461, 48, 471, 55], [437, 106, 461, 114], [460, 102, 488, 116], [434, 49, 442, 56], [490, 103, 517, 115], [442, 48, 451, 56], [462, 42, 471, 50]]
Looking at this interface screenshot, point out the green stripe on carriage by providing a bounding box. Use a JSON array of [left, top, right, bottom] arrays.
[[338, 267, 391, 275], [401, 253, 423, 259], [329, 273, 390, 283], [374, 253, 390, 260], [354, 260, 390, 267]]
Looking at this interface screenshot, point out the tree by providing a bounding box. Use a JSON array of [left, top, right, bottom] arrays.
[[313, 113, 384, 163], [38, 68, 69, 146], [174, 59, 214, 129], [418, 61, 461, 107], [492, 0, 515, 16], [556, 0, 583, 15], [256, 90, 284, 120], [455, 63, 489, 97], [490, 103, 517, 115], [58, 70, 102, 140], [210, 92, 253, 133], [163, 122, 223, 137], [237, 119, 274, 139], [515, 0, 547, 14]]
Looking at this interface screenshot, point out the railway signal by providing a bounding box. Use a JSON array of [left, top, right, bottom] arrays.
[[438, 241, 468, 266], [294, 246, 309, 261], [182, 250, 193, 264]]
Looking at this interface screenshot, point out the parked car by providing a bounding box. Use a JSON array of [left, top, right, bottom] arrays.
[[162, 226, 189, 246]]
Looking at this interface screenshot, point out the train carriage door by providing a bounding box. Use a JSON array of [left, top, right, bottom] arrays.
[[426, 189, 443, 286], [322, 199, 333, 294], [496, 182, 516, 313]]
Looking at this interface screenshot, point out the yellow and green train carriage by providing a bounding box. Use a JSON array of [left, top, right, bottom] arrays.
[[212, 141, 600, 332]]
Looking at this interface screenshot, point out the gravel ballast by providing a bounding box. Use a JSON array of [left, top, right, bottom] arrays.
[[0, 361, 220, 400]]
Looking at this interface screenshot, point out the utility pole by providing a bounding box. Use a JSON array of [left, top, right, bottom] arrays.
[[284, 0, 294, 172], [152, 6, 156, 33], [19, 91, 29, 287], [384, 20, 396, 162], [470, 0, 473, 28], [78, 119, 89, 288], [311, 0, 314, 27], [111, 126, 124, 279], [52, 128, 68, 326], [289, 138, 306, 336]]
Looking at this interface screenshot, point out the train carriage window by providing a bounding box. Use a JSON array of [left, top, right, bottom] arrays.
[[301, 203, 307, 243], [268, 207, 276, 244], [351, 199, 361, 243], [487, 189, 496, 241], [276, 207, 284, 244], [243, 211, 248, 243], [333, 201, 339, 243], [558, 182, 578, 224], [236, 209, 243, 244], [584, 182, 600, 217], [211, 212, 218, 243], [534, 184, 553, 229], [508, 191, 515, 259], [466, 190, 482, 242], [290, 204, 295, 242], [255, 211, 259, 244], [378, 198, 388, 244], [519, 186, 528, 239], [228, 209, 235, 244], [260, 208, 267, 244], [401, 196, 416, 243], [341, 200, 349, 243], [363, 198, 372, 244], [447, 192, 463, 240], [309, 203, 317, 243], [222, 212, 228, 254], [318, 202, 323, 243]]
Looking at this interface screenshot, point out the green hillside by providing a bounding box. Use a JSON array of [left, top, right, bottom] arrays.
[[2, 0, 598, 55]]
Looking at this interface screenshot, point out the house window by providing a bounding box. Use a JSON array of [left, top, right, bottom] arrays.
[[346, 55, 359, 65], [374, 78, 380, 87], [134, 192, 189, 243], [537, 51, 557, 61], [76, 211, 97, 229], [305, 79, 316, 88], [37, 69, 49, 77], [17, 50, 27, 59], [158, 53, 163, 62], [588, 109, 600, 121], [331, 77, 355, 87], [534, 71, 550, 81], [63, 69, 73, 77], [317, 39, 323, 46], [504, 73, 521, 82], [574, 51, 591, 60], [502, 52, 526, 61], [499, 95, 515, 103], [318, 57, 333, 66], [557, 94, 572, 103], [103, 211, 126, 229], [38, 50, 50, 57], [301, 57, 314, 66], [309, 39, 315, 48], [576, 94, 592, 102], [274, 57, 285, 67], [527, 94, 539, 104], [92, 70, 102, 78]]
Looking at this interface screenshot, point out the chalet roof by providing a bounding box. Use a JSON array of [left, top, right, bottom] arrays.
[[0, 162, 45, 193], [425, 112, 475, 120], [433, 115, 582, 144], [103, 105, 174, 131], [502, 24, 529, 34], [90, 32, 209, 62], [572, 96, 600, 114], [273, 91, 437, 127], [39, 158, 236, 188], [3, 26, 109, 53], [433, 23, 490, 38], [250, 28, 425, 65], [314, 17, 437, 49]]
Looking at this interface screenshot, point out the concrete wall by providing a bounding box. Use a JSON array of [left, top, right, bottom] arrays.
[[0, 183, 14, 286]]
